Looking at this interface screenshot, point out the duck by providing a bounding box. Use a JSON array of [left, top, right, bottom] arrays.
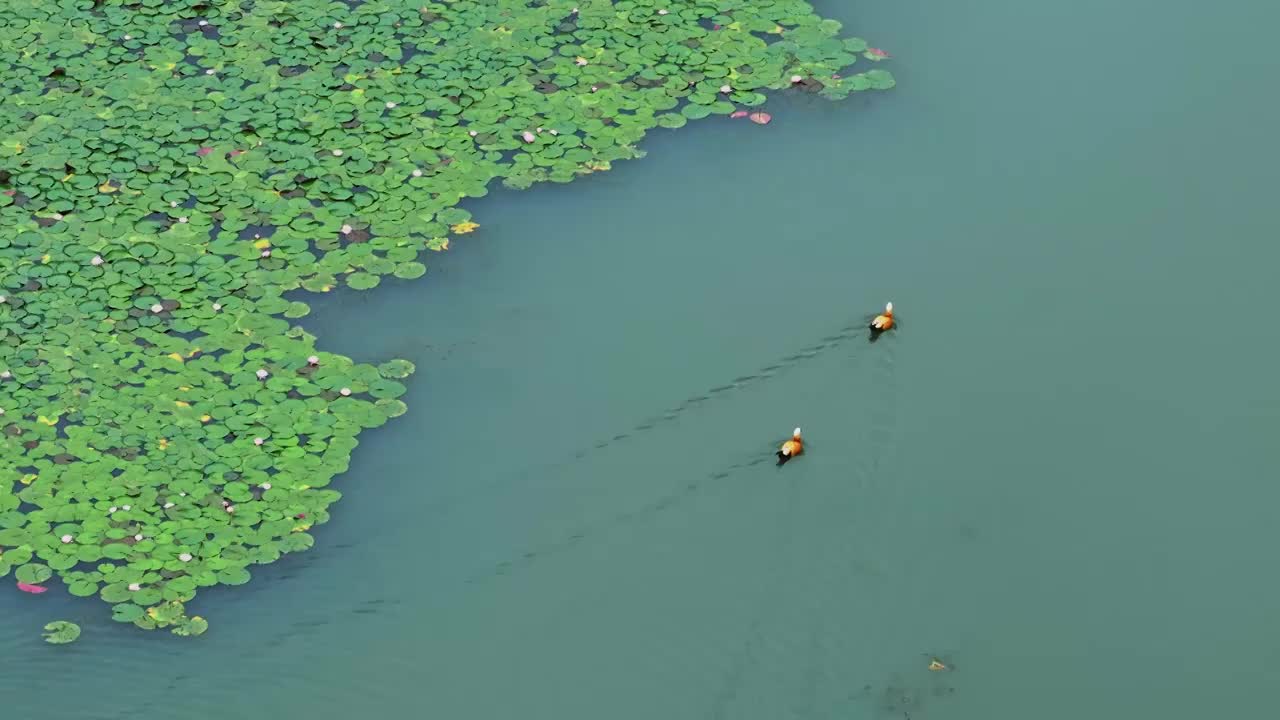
[[775, 427, 803, 465], [868, 301, 894, 341]]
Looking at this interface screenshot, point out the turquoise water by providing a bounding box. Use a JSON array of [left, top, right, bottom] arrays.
[[4, 1, 1279, 718]]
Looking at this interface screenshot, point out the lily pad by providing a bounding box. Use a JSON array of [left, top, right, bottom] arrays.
[[42, 620, 81, 644]]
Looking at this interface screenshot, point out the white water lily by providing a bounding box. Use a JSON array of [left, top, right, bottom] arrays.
[[179, 553, 193, 562]]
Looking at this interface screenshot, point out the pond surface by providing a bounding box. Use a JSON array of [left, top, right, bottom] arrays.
[[4, 0, 1278, 718]]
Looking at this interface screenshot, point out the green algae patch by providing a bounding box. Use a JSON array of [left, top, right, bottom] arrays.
[[0, 0, 893, 634]]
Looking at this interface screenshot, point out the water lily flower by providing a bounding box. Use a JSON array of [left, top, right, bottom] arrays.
[[196, 147, 213, 156], [123, 34, 132, 40], [128, 583, 141, 591], [332, 149, 343, 156], [260, 482, 272, 490], [522, 131, 536, 143], [170, 200, 179, 207], [205, 68, 216, 75], [179, 492, 186, 497], [164, 502, 175, 509], [791, 75, 803, 83], [0, 371, 10, 379], [341, 224, 352, 234], [333, 21, 343, 29], [868, 47, 889, 59], [0, 296, 5, 303], [549, 129, 559, 135], [134, 534, 143, 541], [307, 355, 319, 365], [339, 387, 352, 396], [254, 437, 264, 446], [385, 101, 398, 109], [658, 9, 668, 14], [179, 553, 193, 562], [109, 506, 117, 513], [261, 249, 271, 258], [720, 84, 732, 93], [412, 168, 424, 176], [225, 505, 235, 513], [575, 57, 588, 66], [212, 303, 222, 311], [122, 505, 131, 510], [177, 216, 188, 223], [730, 111, 748, 119], [151, 304, 164, 313], [256, 369, 269, 380], [91, 255, 103, 265], [61, 534, 73, 543], [198, 20, 208, 26]]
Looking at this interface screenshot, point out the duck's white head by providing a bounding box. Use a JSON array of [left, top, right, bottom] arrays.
[[885, 302, 893, 313], [793, 427, 802, 437]]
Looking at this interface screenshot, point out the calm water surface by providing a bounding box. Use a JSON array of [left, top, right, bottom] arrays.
[[4, 1, 1278, 718]]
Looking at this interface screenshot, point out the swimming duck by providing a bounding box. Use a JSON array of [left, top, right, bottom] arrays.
[[775, 427, 803, 465], [868, 301, 894, 341]]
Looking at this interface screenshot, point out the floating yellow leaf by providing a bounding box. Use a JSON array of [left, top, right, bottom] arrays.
[[37, 415, 58, 425], [187, 348, 200, 357], [40, 254, 50, 263], [166, 352, 184, 362], [252, 238, 271, 249], [20, 473, 37, 485], [174, 401, 190, 408], [158, 438, 169, 450], [450, 221, 479, 234], [61, 173, 74, 182], [98, 182, 117, 193], [292, 523, 312, 533], [200, 414, 212, 423]]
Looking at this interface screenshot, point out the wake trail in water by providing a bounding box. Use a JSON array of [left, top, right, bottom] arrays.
[[463, 451, 776, 585], [423, 316, 876, 520]]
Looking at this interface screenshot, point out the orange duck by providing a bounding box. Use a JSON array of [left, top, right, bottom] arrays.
[[775, 427, 803, 466], [868, 302, 894, 341]]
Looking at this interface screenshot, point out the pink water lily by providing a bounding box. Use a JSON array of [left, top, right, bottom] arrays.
[[196, 146, 213, 157], [748, 112, 772, 125], [17, 582, 46, 594], [867, 48, 889, 58], [521, 131, 536, 143], [730, 110, 748, 119]]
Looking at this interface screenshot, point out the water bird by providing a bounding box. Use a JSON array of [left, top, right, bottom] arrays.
[[775, 427, 803, 465], [868, 302, 894, 341]]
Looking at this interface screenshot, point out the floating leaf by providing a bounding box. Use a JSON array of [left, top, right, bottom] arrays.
[[42, 621, 81, 644], [346, 273, 381, 290], [377, 359, 416, 379], [15, 563, 52, 585], [111, 603, 144, 623]]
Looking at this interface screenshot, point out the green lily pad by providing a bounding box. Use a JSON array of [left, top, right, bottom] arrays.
[[111, 603, 144, 623], [15, 563, 52, 585], [43, 621, 81, 645]]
